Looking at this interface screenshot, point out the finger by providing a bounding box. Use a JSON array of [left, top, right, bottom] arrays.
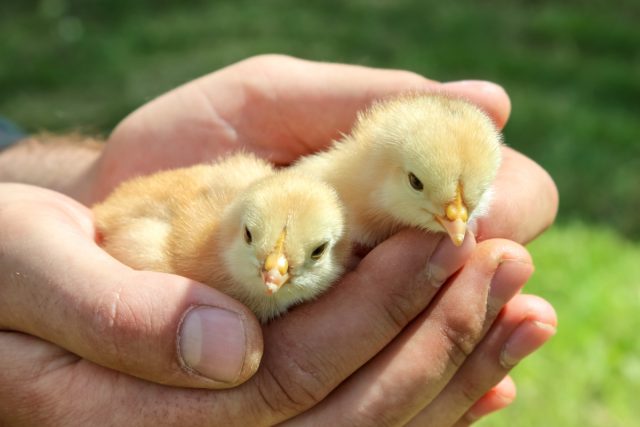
[[473, 148, 559, 244], [283, 239, 531, 426], [452, 376, 517, 427], [409, 294, 557, 427], [208, 229, 474, 426], [1, 186, 477, 426], [440, 80, 511, 130], [45, 228, 473, 426], [93, 55, 512, 201], [0, 330, 255, 426], [0, 184, 263, 389], [213, 54, 512, 161]]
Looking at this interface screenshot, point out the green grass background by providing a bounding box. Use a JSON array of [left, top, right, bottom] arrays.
[[1, 1, 638, 425]]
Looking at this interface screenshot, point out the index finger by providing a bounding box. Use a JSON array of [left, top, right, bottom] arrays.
[[197, 54, 512, 162], [216, 229, 476, 425], [95, 55, 512, 201], [230, 56, 557, 244]]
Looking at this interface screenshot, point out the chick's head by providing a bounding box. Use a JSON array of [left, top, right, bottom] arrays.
[[358, 94, 502, 245], [221, 171, 349, 311]]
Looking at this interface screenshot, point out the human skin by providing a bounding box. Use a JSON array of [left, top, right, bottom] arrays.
[[0, 55, 558, 426]]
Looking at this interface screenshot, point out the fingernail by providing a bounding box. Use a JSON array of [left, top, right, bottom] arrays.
[[426, 232, 474, 288], [500, 320, 557, 368], [179, 306, 246, 383], [487, 259, 532, 315]]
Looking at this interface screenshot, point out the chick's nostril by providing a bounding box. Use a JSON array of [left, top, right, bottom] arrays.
[[446, 204, 459, 220], [264, 252, 288, 275]]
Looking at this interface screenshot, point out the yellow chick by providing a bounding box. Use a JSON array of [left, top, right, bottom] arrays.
[[93, 153, 350, 322], [293, 93, 503, 247]]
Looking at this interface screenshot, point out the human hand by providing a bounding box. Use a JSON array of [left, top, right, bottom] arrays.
[[86, 55, 558, 246], [0, 184, 555, 426], [1, 55, 559, 425]]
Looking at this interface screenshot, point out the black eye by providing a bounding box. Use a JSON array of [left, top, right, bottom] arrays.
[[244, 226, 252, 244], [310, 242, 328, 260], [408, 172, 423, 191]]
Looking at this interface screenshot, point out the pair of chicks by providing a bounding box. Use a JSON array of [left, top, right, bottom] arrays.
[[94, 94, 503, 322]]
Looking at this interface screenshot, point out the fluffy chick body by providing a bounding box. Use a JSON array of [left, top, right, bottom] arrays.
[[294, 93, 503, 247], [94, 153, 349, 322]]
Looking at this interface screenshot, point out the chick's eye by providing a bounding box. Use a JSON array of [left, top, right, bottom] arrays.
[[310, 242, 328, 260], [408, 172, 423, 191], [243, 226, 252, 244]]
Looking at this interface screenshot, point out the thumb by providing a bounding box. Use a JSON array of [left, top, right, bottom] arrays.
[[0, 184, 263, 388]]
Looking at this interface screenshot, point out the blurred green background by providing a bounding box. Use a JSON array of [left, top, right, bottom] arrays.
[[1, 0, 638, 425]]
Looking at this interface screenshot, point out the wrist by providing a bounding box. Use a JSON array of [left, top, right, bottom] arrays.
[[0, 134, 103, 204]]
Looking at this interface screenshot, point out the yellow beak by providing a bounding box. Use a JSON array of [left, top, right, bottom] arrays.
[[261, 230, 290, 295], [436, 183, 468, 247]]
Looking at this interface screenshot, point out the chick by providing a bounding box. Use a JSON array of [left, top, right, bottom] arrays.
[[93, 153, 350, 322], [293, 93, 503, 247]]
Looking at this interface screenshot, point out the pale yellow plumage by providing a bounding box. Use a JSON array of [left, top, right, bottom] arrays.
[[93, 153, 349, 322], [293, 93, 503, 247]]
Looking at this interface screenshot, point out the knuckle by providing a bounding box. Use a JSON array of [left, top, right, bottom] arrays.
[[383, 288, 420, 330], [255, 365, 310, 417], [439, 311, 484, 369], [256, 339, 333, 416], [394, 69, 431, 86], [346, 399, 410, 427], [240, 54, 297, 72], [89, 286, 148, 361], [457, 375, 489, 408]]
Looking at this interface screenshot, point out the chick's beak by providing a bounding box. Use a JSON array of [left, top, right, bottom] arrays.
[[436, 184, 469, 247], [261, 230, 290, 295]]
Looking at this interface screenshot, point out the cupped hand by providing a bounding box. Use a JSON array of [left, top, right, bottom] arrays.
[[1, 55, 559, 425], [0, 184, 264, 390], [86, 55, 558, 247], [0, 183, 555, 425]]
